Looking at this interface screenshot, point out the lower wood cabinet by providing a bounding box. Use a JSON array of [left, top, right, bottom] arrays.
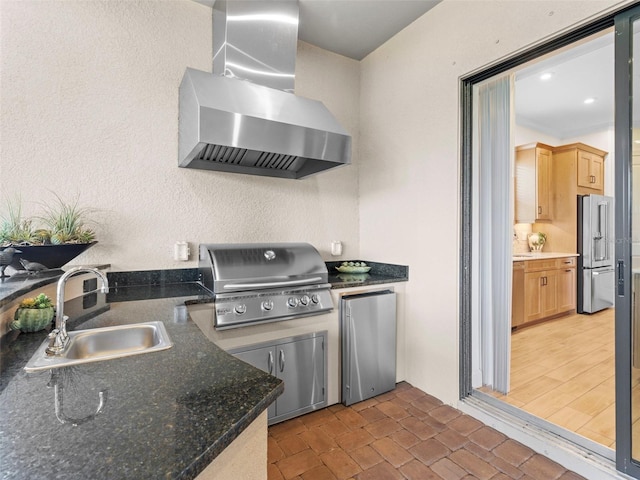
[[557, 267, 576, 313], [229, 331, 327, 425], [513, 257, 576, 328], [524, 269, 558, 323]]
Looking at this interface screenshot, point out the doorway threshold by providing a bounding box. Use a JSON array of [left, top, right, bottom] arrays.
[[459, 391, 631, 480]]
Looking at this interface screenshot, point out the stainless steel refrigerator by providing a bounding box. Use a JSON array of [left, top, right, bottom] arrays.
[[577, 194, 615, 314], [341, 290, 396, 406]]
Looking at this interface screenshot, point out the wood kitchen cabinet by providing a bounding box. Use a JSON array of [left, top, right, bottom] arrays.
[[577, 149, 604, 191], [557, 266, 576, 313], [515, 257, 576, 328], [512, 261, 525, 328], [524, 269, 557, 323], [553, 143, 606, 195], [539, 142, 608, 253], [515, 143, 553, 222]]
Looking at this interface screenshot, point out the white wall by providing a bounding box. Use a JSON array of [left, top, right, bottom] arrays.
[[515, 125, 562, 147], [0, 0, 361, 270], [1, 0, 631, 408], [358, 0, 628, 404]]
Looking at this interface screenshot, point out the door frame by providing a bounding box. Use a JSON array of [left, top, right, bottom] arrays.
[[460, 7, 619, 396], [459, 1, 638, 475]]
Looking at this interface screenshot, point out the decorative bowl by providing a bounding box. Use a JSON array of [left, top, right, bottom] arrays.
[[9, 242, 97, 270], [10, 307, 55, 333], [335, 266, 371, 273]]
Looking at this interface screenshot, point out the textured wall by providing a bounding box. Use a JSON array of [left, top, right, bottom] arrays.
[[358, 0, 627, 403], [0, 0, 360, 270]]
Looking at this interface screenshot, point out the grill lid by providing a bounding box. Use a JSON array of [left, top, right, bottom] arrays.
[[199, 243, 328, 294]]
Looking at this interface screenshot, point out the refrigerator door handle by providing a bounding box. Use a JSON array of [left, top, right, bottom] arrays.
[[596, 202, 608, 261]]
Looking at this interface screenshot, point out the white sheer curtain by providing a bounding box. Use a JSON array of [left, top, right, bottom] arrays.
[[476, 75, 513, 394]]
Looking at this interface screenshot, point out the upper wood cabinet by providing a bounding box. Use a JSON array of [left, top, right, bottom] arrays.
[[553, 143, 607, 195], [577, 149, 605, 191], [512, 141, 606, 252], [515, 143, 553, 223]]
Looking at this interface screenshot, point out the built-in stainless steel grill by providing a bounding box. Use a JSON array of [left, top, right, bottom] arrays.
[[199, 243, 333, 330]]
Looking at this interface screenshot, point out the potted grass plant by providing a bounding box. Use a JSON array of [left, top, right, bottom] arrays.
[[0, 195, 98, 271]]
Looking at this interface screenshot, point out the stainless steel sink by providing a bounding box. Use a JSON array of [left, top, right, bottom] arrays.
[[24, 321, 173, 372]]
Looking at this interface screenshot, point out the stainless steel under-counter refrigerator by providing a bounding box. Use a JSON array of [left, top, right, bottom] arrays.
[[341, 290, 397, 406], [577, 194, 615, 314]]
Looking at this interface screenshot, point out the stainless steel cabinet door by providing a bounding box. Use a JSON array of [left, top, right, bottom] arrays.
[[230, 331, 327, 424], [232, 345, 277, 419], [275, 336, 325, 418], [342, 291, 397, 406]]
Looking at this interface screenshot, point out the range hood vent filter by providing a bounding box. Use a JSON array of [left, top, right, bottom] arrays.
[[194, 145, 300, 172]]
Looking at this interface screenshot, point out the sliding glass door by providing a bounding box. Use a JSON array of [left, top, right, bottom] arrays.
[[460, 3, 640, 478], [615, 5, 640, 475]]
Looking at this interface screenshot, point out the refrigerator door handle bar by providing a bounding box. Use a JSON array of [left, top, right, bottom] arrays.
[[597, 202, 607, 261]]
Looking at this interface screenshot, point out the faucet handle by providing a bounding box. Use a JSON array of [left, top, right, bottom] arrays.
[[45, 329, 66, 356], [48, 329, 59, 341], [46, 329, 60, 355]]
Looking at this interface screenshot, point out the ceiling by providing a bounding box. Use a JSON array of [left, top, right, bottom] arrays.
[[515, 31, 615, 140], [193, 1, 616, 140], [194, 0, 441, 60], [297, 0, 441, 60]]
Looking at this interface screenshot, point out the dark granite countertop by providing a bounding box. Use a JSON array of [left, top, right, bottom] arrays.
[[0, 259, 405, 479], [0, 282, 282, 480], [0, 262, 408, 310], [0, 264, 111, 308], [326, 260, 408, 289]]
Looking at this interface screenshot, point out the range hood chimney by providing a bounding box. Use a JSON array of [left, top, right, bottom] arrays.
[[179, 0, 352, 180]]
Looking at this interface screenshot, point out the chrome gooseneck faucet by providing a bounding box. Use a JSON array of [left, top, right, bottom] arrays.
[[46, 266, 109, 356]]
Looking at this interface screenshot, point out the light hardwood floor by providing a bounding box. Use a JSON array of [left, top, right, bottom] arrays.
[[481, 309, 618, 449]]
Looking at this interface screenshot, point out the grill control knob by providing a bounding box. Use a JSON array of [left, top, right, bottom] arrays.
[[287, 297, 299, 308], [311, 294, 320, 304], [261, 300, 274, 311], [300, 295, 310, 306], [234, 304, 247, 315]]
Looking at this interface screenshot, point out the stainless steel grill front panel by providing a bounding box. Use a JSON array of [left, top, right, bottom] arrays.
[[199, 243, 333, 329]]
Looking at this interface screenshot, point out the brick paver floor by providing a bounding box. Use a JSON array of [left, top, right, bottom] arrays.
[[267, 382, 585, 480]]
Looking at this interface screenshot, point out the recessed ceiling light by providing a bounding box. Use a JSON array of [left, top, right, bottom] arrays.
[[539, 73, 553, 81], [584, 97, 596, 104]]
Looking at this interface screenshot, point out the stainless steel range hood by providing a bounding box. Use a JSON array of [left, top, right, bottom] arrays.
[[179, 0, 352, 180]]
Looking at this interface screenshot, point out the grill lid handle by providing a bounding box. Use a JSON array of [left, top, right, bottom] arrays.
[[223, 277, 324, 289]]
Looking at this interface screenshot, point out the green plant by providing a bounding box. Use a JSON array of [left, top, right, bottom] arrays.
[[18, 293, 54, 309], [0, 194, 97, 246], [39, 194, 96, 245], [0, 197, 39, 246], [11, 293, 55, 333]]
